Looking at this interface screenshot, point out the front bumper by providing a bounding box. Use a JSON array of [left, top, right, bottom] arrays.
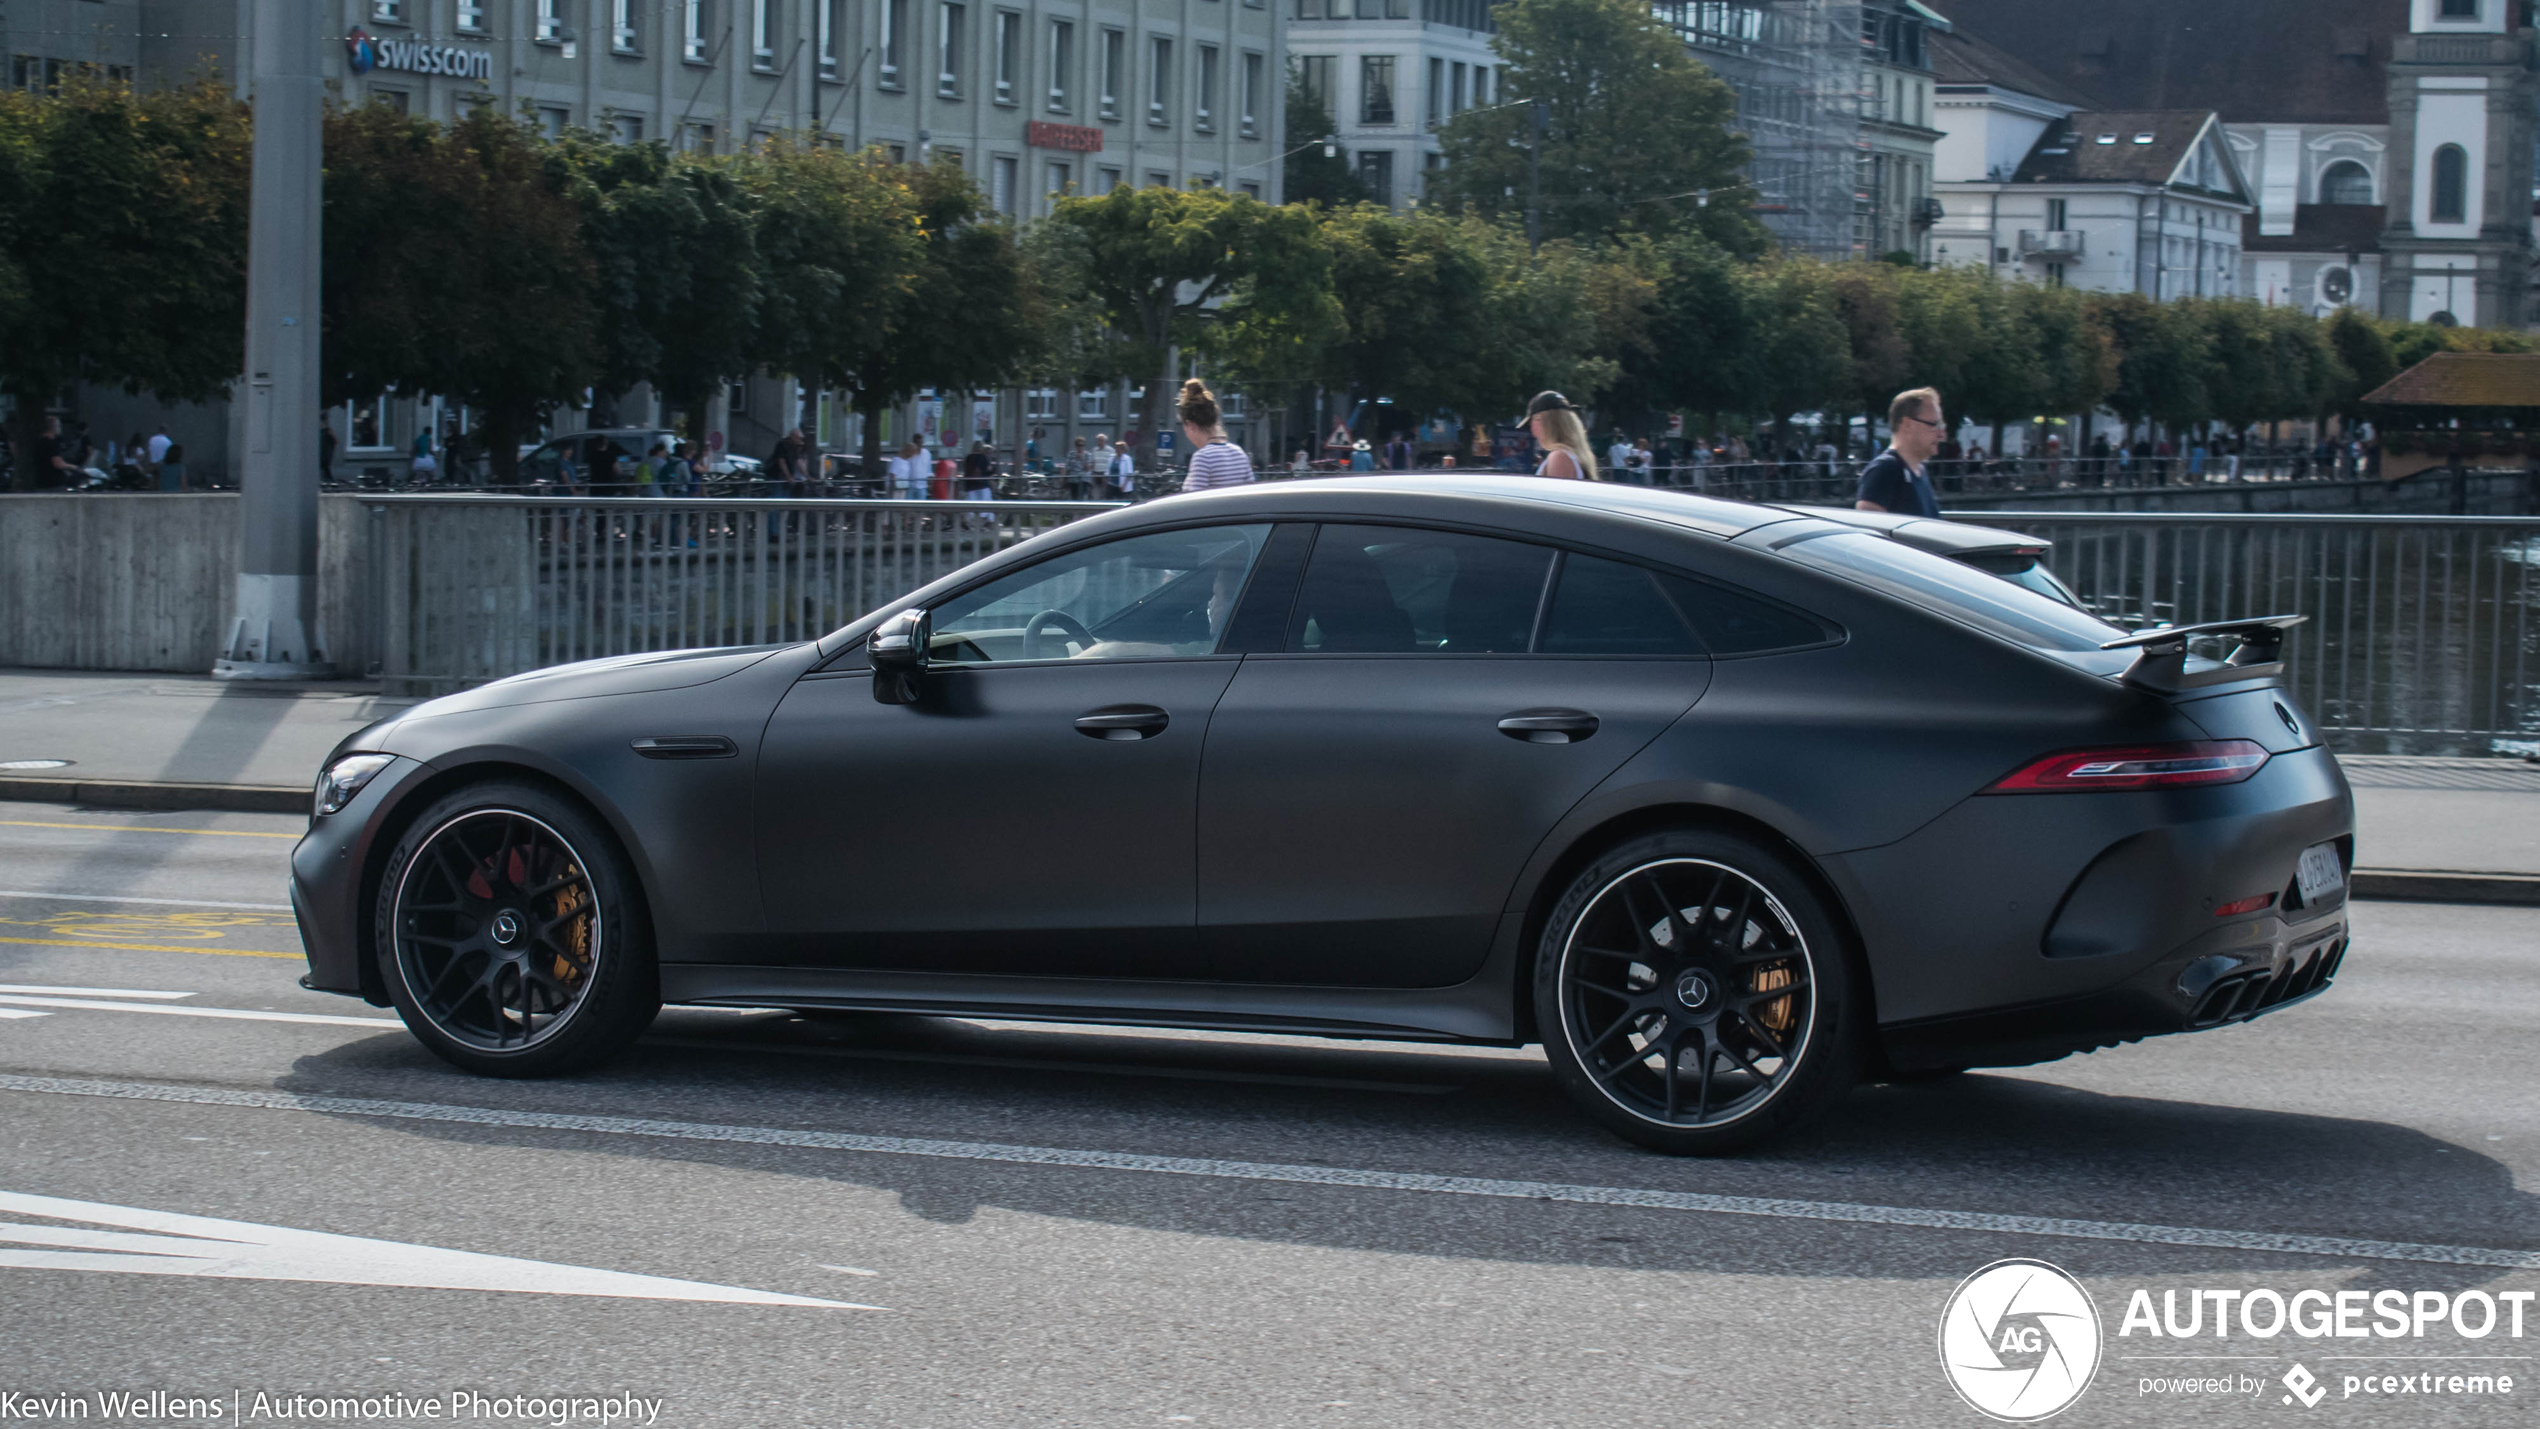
[[291, 753, 436, 1005]]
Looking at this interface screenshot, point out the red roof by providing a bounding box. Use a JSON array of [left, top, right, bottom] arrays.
[[2363, 351, 2540, 408]]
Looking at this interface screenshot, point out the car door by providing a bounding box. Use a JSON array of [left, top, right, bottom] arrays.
[[753, 523, 1277, 977], [1195, 526, 1715, 989]]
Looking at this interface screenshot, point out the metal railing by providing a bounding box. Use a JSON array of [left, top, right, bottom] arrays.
[[1973, 512, 2540, 755], [362, 495, 1120, 693]]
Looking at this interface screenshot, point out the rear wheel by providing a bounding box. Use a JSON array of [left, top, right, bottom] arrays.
[[1534, 830, 1862, 1154], [376, 782, 658, 1076]]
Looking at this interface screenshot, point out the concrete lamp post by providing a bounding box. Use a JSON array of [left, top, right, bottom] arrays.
[[215, 0, 334, 680]]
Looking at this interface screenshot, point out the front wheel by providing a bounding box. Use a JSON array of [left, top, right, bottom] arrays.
[[1534, 830, 1862, 1155], [376, 782, 659, 1077]]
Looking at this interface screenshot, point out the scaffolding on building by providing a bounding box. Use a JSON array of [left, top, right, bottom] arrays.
[[1654, 0, 1866, 260]]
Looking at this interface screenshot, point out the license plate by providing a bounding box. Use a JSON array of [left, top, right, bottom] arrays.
[[2296, 843, 2345, 902]]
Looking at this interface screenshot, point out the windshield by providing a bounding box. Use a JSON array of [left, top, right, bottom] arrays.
[[1781, 531, 2123, 651]]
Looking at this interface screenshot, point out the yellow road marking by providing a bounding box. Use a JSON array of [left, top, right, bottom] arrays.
[[0, 820, 299, 840], [0, 934, 301, 961]]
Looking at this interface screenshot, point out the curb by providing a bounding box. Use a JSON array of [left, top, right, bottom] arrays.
[[2351, 869, 2540, 907], [0, 777, 306, 815]]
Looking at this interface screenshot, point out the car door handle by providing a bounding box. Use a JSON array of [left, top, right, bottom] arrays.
[[1498, 709, 1600, 744], [1075, 705, 1171, 741], [631, 735, 738, 759]]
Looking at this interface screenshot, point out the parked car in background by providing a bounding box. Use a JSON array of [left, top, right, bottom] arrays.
[[514, 430, 761, 491]]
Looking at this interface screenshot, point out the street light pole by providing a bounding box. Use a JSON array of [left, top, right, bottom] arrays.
[[1524, 99, 1546, 250], [215, 0, 332, 680]]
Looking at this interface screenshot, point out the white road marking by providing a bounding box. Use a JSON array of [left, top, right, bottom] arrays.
[[0, 984, 195, 1000], [0, 996, 393, 1028], [0, 890, 294, 911], [1, 1072, 2531, 1272], [0, 1009, 48, 1020], [0, 1191, 876, 1308]]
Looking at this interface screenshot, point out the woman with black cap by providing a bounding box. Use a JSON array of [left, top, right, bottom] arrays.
[[1526, 390, 1599, 479]]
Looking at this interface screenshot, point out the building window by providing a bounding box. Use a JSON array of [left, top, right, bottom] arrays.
[[373, 0, 404, 22], [1358, 149, 1393, 204], [613, 0, 640, 52], [538, 105, 570, 137], [1426, 57, 1443, 125], [1049, 20, 1072, 110], [753, 0, 775, 66], [1474, 65, 1489, 104], [611, 113, 644, 143], [1147, 169, 1171, 188], [681, 122, 716, 151], [2439, 0, 2479, 16], [1240, 180, 1261, 198], [1450, 61, 1466, 114], [993, 154, 1017, 214], [818, 0, 841, 77], [1297, 55, 1335, 111], [1196, 45, 1218, 129], [2046, 197, 2066, 230], [1026, 389, 1062, 420], [457, 0, 488, 33], [1149, 37, 1171, 124], [1241, 52, 1262, 136], [1295, 0, 1325, 16], [537, 0, 565, 43], [2431, 143, 2467, 223], [1046, 161, 1071, 198], [1079, 388, 1109, 419], [2319, 159, 2373, 206], [939, 3, 965, 97], [1100, 29, 1124, 117], [1099, 165, 1123, 190], [1361, 55, 1395, 125], [685, 0, 712, 61], [994, 10, 1020, 102], [880, 0, 905, 83]]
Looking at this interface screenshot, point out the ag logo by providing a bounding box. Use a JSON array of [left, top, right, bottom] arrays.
[[1939, 1258, 2102, 1422]]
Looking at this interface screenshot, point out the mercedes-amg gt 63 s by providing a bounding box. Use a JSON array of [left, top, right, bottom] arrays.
[[293, 476, 2353, 1153]]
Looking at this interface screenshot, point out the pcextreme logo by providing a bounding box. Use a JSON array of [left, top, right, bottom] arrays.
[[1940, 1259, 2104, 1422]]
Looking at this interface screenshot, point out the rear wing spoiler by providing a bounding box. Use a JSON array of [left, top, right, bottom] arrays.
[[2099, 615, 2307, 693]]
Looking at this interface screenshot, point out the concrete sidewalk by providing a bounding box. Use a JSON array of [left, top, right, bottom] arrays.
[[1, 668, 2534, 902]]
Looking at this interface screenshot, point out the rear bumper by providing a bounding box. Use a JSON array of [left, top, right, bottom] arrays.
[[1877, 901, 2349, 1072]]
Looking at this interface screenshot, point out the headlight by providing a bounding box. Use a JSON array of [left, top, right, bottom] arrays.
[[314, 753, 396, 816]]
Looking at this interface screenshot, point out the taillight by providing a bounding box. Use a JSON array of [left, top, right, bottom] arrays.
[[1986, 740, 2271, 794]]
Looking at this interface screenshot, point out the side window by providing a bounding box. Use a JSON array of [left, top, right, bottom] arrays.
[[518, 443, 562, 485], [1286, 525, 1552, 653], [1659, 572, 1830, 655], [1539, 555, 1702, 655], [928, 524, 1273, 663]]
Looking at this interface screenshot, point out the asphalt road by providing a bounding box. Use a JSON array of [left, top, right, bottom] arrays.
[[1, 800, 2533, 1429]]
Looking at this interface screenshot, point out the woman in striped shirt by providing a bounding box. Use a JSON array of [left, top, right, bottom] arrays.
[[1177, 379, 1256, 493]]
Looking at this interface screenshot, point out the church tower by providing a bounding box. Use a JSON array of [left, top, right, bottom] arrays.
[[2382, 0, 2539, 327]]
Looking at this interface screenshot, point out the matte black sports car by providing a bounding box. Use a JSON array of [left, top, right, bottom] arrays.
[[293, 476, 2354, 1153]]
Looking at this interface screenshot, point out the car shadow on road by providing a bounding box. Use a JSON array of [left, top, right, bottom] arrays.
[[280, 1011, 2536, 1288]]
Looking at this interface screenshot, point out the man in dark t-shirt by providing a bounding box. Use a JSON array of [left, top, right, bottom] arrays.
[[1856, 385, 1945, 518], [28, 415, 71, 490]]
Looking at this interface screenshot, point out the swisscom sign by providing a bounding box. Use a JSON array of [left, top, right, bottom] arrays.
[[345, 28, 494, 82]]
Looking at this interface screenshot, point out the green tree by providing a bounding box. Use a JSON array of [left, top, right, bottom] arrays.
[[323, 106, 599, 482], [1737, 258, 1848, 435], [1048, 184, 1333, 452], [3, 79, 250, 484], [1310, 205, 1507, 421], [2323, 306, 2397, 418], [2091, 291, 2209, 442], [1824, 261, 1912, 426], [1431, 0, 1762, 248], [564, 136, 765, 423], [1281, 70, 1366, 209], [1609, 231, 1752, 422], [829, 156, 1039, 477]]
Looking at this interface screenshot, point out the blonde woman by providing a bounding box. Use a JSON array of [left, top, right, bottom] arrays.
[[1526, 391, 1599, 479]]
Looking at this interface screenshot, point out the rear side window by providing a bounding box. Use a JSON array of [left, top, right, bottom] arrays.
[[1287, 525, 1552, 653], [1540, 555, 1702, 655], [1782, 530, 2118, 651], [1660, 573, 1830, 655]]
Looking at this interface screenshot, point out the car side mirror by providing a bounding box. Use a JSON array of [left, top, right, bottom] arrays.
[[869, 607, 927, 705]]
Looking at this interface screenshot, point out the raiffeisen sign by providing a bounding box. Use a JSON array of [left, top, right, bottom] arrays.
[[345, 28, 494, 82]]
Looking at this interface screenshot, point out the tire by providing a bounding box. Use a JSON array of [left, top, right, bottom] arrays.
[[1533, 829, 1863, 1155], [374, 781, 659, 1077]]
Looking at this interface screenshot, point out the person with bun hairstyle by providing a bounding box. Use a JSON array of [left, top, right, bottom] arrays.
[[1526, 390, 1599, 479], [1177, 378, 1256, 492]]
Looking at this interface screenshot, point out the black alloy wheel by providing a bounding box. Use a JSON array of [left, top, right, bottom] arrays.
[[377, 781, 659, 1076], [1535, 830, 1862, 1154]]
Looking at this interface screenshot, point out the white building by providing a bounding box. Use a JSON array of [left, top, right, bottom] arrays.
[[1285, 0, 1498, 208]]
